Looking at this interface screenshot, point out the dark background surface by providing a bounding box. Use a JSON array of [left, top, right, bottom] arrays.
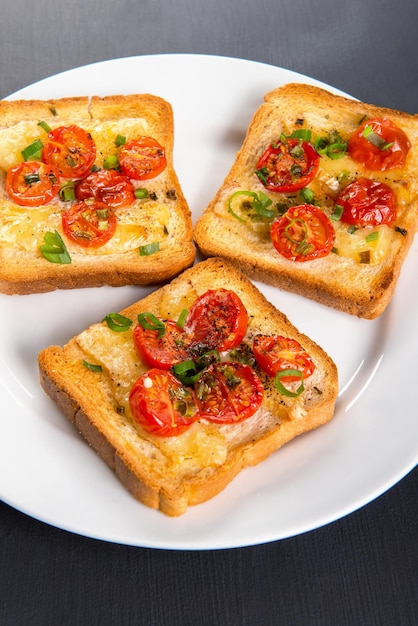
[[1, 1, 417, 624]]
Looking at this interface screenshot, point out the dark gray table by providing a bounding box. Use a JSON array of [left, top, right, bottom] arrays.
[[1, 1, 417, 624]]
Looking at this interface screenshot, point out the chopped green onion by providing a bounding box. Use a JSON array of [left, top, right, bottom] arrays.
[[275, 369, 304, 398], [137, 312, 166, 338], [362, 125, 394, 151], [300, 187, 315, 205], [326, 142, 347, 159], [330, 204, 344, 221], [24, 173, 41, 185], [21, 139, 43, 161], [40, 230, 71, 264], [115, 134, 126, 147], [82, 360, 103, 372], [347, 225, 358, 234], [134, 188, 148, 199], [172, 360, 203, 385], [49, 106, 57, 116], [38, 120, 51, 133], [176, 309, 189, 328], [139, 241, 160, 256], [102, 313, 133, 332], [290, 128, 312, 142], [103, 155, 119, 170], [314, 132, 347, 159], [365, 231, 379, 243], [59, 181, 76, 202]]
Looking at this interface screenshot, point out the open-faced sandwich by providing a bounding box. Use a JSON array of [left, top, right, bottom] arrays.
[[0, 93, 195, 294], [38, 258, 338, 516], [194, 83, 418, 319]]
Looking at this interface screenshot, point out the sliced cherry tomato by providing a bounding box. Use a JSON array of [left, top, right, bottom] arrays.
[[348, 117, 411, 171], [184, 289, 249, 353], [270, 204, 335, 262], [195, 362, 264, 424], [61, 200, 117, 248], [253, 335, 315, 382], [336, 178, 397, 227], [133, 319, 190, 370], [255, 138, 320, 193], [118, 136, 167, 180], [75, 168, 135, 208], [129, 368, 199, 437], [42, 125, 96, 178], [5, 160, 60, 207]]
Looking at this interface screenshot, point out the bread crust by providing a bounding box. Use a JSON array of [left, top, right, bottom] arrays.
[[193, 83, 418, 319], [38, 258, 338, 516], [0, 94, 195, 294]]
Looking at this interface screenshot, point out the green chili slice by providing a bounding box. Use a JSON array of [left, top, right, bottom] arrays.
[[21, 139, 43, 161], [275, 369, 304, 398], [139, 241, 160, 256], [82, 360, 103, 372]]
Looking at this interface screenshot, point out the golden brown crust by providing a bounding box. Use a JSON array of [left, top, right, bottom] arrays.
[[38, 258, 338, 516], [0, 94, 195, 294], [193, 83, 418, 319]]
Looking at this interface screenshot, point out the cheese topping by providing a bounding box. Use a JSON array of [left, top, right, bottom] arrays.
[[74, 285, 313, 474], [0, 116, 173, 256]]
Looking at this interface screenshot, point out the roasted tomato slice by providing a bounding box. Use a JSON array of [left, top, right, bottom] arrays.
[[61, 200, 117, 248], [129, 369, 199, 437], [118, 136, 167, 180], [5, 160, 60, 206], [75, 168, 135, 208], [270, 204, 335, 262], [253, 335, 315, 382], [336, 177, 397, 227], [42, 125, 96, 178], [184, 289, 249, 353], [348, 117, 411, 171], [133, 318, 190, 370], [255, 138, 320, 193], [195, 362, 264, 424]]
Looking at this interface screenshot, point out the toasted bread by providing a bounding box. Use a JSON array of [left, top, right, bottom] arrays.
[[0, 94, 195, 294], [38, 258, 338, 516], [193, 83, 418, 319]]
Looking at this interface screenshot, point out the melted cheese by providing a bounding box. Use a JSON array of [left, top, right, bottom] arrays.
[[74, 280, 312, 473], [0, 117, 172, 256]]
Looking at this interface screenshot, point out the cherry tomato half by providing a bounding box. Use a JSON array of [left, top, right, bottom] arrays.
[[195, 362, 264, 424], [133, 319, 190, 370], [62, 200, 117, 248], [255, 138, 320, 193], [184, 289, 249, 353], [119, 137, 167, 180], [348, 117, 411, 171], [42, 125, 97, 178], [336, 177, 397, 227], [129, 368, 199, 437], [75, 168, 135, 208], [270, 204, 335, 262], [253, 335, 315, 382], [5, 160, 61, 207]]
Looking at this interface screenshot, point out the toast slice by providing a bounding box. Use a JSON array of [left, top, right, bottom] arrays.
[[38, 257, 338, 516], [0, 94, 195, 294], [193, 83, 418, 319]]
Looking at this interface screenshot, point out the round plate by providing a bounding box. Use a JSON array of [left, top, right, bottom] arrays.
[[1, 54, 417, 550]]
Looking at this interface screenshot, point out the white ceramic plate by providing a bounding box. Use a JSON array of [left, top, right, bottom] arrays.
[[0, 54, 417, 550]]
